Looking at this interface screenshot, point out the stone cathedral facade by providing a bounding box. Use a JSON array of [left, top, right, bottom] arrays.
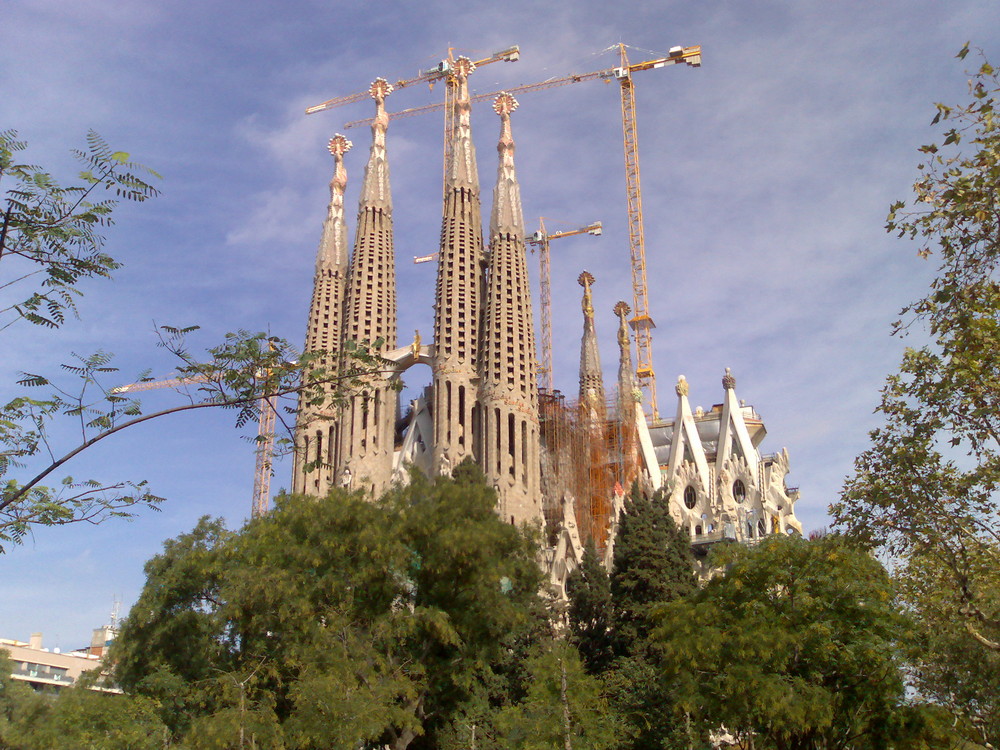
[[292, 60, 802, 587]]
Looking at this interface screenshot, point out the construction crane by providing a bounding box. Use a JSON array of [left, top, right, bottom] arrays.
[[526, 219, 602, 392], [347, 43, 701, 417], [112, 374, 278, 518], [306, 45, 520, 189]]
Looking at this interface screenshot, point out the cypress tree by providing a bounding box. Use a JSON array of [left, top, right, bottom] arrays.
[[566, 541, 614, 675], [610, 483, 696, 655]]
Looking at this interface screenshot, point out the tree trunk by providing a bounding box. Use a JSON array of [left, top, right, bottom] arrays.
[[560, 658, 573, 750]]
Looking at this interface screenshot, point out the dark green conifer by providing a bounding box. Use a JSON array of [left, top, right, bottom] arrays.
[[566, 541, 614, 675], [610, 483, 696, 655]]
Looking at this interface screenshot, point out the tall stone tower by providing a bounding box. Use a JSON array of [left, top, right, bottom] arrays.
[[614, 300, 643, 491], [577, 271, 606, 424], [337, 78, 398, 496], [293, 134, 352, 497], [431, 57, 484, 476], [478, 94, 542, 526]]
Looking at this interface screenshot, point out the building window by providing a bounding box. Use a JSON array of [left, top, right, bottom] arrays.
[[683, 485, 697, 509], [733, 479, 747, 503]]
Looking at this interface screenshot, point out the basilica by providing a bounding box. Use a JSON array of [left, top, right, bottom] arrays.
[[291, 58, 801, 594]]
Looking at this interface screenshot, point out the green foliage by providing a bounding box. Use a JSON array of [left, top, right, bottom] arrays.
[[112, 470, 545, 749], [0, 650, 33, 743], [651, 534, 943, 750], [0, 129, 160, 330], [0, 327, 386, 552], [833, 46, 1000, 746], [566, 541, 614, 674], [896, 550, 1000, 746], [609, 483, 696, 654], [496, 640, 619, 750], [1, 685, 168, 750]]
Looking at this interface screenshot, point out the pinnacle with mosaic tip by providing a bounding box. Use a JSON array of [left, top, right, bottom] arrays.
[[490, 93, 523, 237], [722, 367, 736, 390], [676, 375, 690, 397], [328, 133, 352, 157], [368, 77, 394, 102], [614, 301, 631, 348], [493, 91, 519, 117], [453, 56, 477, 78]]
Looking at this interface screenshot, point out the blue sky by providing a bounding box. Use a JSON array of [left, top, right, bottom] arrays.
[[2, 0, 998, 646]]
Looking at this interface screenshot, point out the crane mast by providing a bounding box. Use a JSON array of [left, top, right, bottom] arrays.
[[251, 394, 276, 518], [615, 43, 657, 418], [527, 219, 602, 392]]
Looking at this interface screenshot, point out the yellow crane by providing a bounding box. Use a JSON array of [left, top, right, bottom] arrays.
[[348, 44, 702, 417], [306, 45, 520, 189], [526, 218, 602, 392], [112, 374, 278, 519]]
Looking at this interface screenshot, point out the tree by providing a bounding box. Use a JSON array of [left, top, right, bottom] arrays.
[[831, 46, 1000, 745], [8, 690, 168, 750], [0, 129, 160, 331], [592, 484, 698, 750], [0, 131, 388, 551], [112, 467, 546, 749], [651, 534, 947, 750], [496, 640, 619, 750], [1, 327, 384, 551], [566, 541, 614, 675], [609, 483, 696, 655], [0, 649, 33, 743], [895, 548, 1000, 746]]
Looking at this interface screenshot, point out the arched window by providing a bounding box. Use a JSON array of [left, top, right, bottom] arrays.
[[733, 479, 747, 503], [683, 485, 697, 509]]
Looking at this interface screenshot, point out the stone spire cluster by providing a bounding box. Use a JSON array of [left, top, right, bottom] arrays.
[[291, 60, 803, 593], [293, 77, 541, 521], [294, 79, 398, 498]]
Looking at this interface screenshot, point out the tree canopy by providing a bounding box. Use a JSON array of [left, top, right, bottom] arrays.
[[832, 47, 1000, 747], [651, 534, 945, 750], [0, 130, 391, 551], [112, 465, 547, 749], [609, 484, 696, 655], [0, 129, 159, 331]]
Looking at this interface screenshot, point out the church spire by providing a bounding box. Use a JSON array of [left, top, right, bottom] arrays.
[[358, 77, 392, 212], [614, 300, 643, 490], [478, 93, 541, 525], [578, 271, 606, 421], [316, 134, 352, 272], [339, 78, 398, 496], [446, 56, 479, 190], [614, 300, 640, 417], [293, 134, 353, 497], [432, 57, 484, 475], [489, 93, 524, 238]]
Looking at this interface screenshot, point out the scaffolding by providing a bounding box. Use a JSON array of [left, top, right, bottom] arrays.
[[539, 386, 645, 553]]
